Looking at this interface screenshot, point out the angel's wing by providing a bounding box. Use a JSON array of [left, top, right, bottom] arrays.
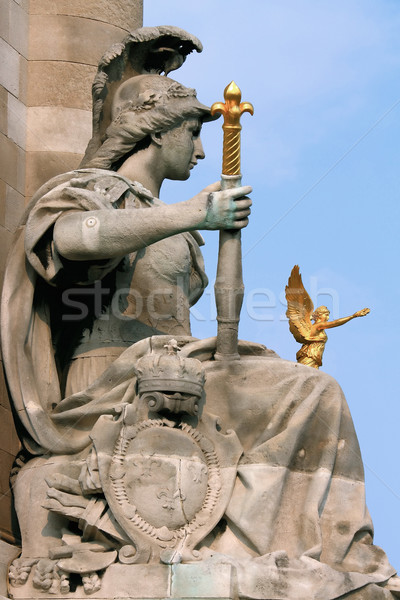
[[285, 265, 314, 343]]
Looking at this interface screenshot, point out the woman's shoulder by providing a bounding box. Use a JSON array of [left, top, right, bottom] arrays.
[[24, 169, 156, 221]]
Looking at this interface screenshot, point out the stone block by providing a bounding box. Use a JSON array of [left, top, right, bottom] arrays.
[[171, 563, 234, 599], [7, 93, 27, 149], [98, 564, 171, 598], [8, 0, 29, 57], [18, 55, 28, 105], [0, 134, 17, 188], [0, 86, 7, 135], [27, 61, 95, 110], [26, 150, 82, 197], [0, 181, 6, 226], [10, 564, 171, 598], [5, 185, 25, 231], [15, 0, 29, 9], [28, 0, 143, 32], [26, 106, 91, 154], [0, 0, 10, 46], [29, 15, 133, 65], [0, 39, 20, 96], [0, 133, 25, 194]]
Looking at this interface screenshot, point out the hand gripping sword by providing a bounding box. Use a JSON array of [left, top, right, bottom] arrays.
[[211, 82, 254, 360]]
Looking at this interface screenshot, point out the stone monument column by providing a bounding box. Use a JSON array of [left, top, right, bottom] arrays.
[[0, 0, 143, 578]]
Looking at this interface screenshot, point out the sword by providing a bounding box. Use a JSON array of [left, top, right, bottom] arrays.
[[211, 82, 254, 360]]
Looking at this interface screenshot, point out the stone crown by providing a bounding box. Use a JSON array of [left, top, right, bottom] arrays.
[[135, 340, 206, 397]]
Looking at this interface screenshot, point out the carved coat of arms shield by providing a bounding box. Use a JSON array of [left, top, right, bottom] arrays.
[[91, 408, 242, 563]]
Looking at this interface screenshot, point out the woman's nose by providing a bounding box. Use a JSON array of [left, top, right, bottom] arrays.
[[194, 138, 205, 160]]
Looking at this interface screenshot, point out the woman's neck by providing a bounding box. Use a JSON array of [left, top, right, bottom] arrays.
[[117, 146, 164, 198]]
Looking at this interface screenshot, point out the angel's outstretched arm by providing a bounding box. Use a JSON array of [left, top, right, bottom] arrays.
[[317, 308, 370, 330]]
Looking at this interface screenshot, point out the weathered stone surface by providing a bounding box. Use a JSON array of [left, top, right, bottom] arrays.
[[0, 39, 20, 96], [26, 106, 91, 154], [4, 185, 25, 232], [340, 585, 396, 599], [0, 494, 14, 539], [0, 450, 13, 498], [0, 7, 145, 593], [25, 151, 82, 197], [171, 563, 234, 599], [7, 94, 26, 149], [0, 540, 20, 597], [0, 362, 13, 410], [9, 565, 170, 599], [99, 564, 170, 598], [18, 56, 28, 106], [0, 1, 9, 50], [0, 133, 25, 194], [0, 227, 13, 288], [0, 87, 7, 135], [28, 0, 143, 32], [0, 445, 18, 547], [29, 15, 133, 65], [0, 411, 19, 456], [16, 0, 29, 10], [0, 182, 6, 226], [27, 62, 95, 110], [8, 0, 28, 58]]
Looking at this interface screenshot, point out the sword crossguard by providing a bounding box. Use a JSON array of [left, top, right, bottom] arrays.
[[211, 81, 254, 176]]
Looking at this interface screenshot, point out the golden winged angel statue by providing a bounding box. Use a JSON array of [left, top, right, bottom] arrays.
[[285, 265, 370, 369]]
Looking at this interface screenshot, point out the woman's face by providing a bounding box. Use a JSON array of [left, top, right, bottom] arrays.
[[159, 119, 205, 181], [317, 309, 330, 322]]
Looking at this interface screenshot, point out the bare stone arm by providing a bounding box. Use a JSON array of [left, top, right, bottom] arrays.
[[53, 183, 252, 261]]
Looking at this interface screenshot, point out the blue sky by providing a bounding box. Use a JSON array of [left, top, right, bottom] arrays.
[[144, 1, 400, 570]]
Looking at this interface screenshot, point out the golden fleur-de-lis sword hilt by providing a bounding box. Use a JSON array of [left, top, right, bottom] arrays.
[[211, 81, 254, 176]]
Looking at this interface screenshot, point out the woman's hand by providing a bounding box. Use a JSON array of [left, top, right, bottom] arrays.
[[190, 181, 252, 230]]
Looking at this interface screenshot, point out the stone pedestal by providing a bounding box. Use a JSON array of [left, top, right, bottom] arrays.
[[8, 563, 235, 600]]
